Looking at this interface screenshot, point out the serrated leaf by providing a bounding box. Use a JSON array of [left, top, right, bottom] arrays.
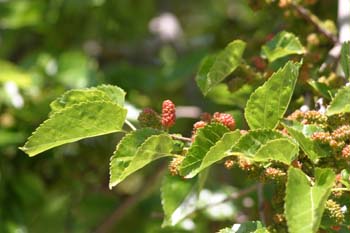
[[308, 81, 332, 100], [161, 174, 197, 227], [282, 120, 329, 162], [109, 133, 173, 188], [50, 85, 125, 112], [244, 61, 301, 129], [217, 221, 268, 233], [109, 128, 160, 188], [179, 124, 230, 177], [341, 41, 350, 79], [194, 130, 241, 176], [232, 129, 283, 157], [285, 167, 335, 233], [196, 40, 246, 95], [261, 31, 305, 63], [326, 86, 350, 116], [254, 138, 299, 164], [20, 101, 127, 156]]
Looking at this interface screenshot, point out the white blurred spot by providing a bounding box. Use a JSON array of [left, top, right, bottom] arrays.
[[341, 205, 347, 213], [316, 98, 326, 114], [4, 81, 24, 108], [180, 219, 196, 231], [300, 105, 310, 113], [124, 102, 141, 121], [149, 13, 182, 41], [242, 197, 254, 208], [45, 59, 57, 76]]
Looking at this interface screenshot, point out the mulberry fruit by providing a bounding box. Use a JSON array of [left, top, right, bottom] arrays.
[[161, 100, 176, 129]]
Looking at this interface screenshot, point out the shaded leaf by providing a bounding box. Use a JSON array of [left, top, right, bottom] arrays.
[[285, 167, 335, 233], [326, 86, 350, 116], [196, 40, 246, 95], [261, 31, 305, 63], [282, 120, 329, 162], [20, 101, 127, 156], [109, 133, 173, 188], [0, 60, 32, 88], [179, 124, 229, 177], [254, 138, 299, 164], [245, 61, 301, 130], [161, 174, 197, 226], [341, 41, 350, 79]]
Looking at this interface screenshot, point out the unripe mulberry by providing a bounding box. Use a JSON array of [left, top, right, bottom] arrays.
[[213, 112, 236, 130], [168, 157, 184, 176], [342, 145, 350, 159], [138, 108, 162, 129], [161, 100, 176, 129], [224, 159, 235, 169], [200, 112, 212, 122], [325, 199, 344, 225], [264, 167, 286, 180]]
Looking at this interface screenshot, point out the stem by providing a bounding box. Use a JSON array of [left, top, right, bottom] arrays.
[[170, 134, 192, 142], [257, 183, 266, 225], [291, 3, 338, 44], [125, 119, 137, 131], [94, 163, 168, 233], [196, 184, 258, 211], [332, 187, 350, 192]]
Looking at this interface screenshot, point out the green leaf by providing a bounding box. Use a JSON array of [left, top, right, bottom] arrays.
[[232, 129, 283, 157], [285, 167, 336, 233], [308, 81, 332, 100], [194, 130, 241, 176], [20, 101, 127, 156], [196, 40, 246, 95], [244, 61, 301, 129], [254, 138, 299, 164], [282, 120, 329, 162], [261, 31, 305, 63], [161, 174, 197, 226], [50, 85, 125, 112], [326, 86, 350, 116], [217, 221, 268, 233], [109, 132, 173, 188], [341, 41, 350, 79], [109, 128, 160, 188], [179, 124, 230, 177]]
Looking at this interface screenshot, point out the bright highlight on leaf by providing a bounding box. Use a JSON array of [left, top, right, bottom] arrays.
[[244, 61, 301, 130], [196, 40, 246, 95], [326, 86, 350, 116], [261, 31, 305, 63], [285, 167, 336, 233]]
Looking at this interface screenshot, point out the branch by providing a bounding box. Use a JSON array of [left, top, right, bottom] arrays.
[[170, 134, 192, 142], [196, 184, 258, 212], [291, 3, 338, 44], [257, 183, 266, 225], [94, 163, 168, 233]]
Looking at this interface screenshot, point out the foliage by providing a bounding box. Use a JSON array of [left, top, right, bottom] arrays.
[[2, 0, 350, 232]]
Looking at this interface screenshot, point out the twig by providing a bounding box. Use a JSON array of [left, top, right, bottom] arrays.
[[124, 119, 137, 131], [94, 163, 168, 233], [196, 184, 259, 212], [291, 3, 338, 44], [170, 134, 192, 142], [257, 183, 266, 225], [332, 187, 350, 192]]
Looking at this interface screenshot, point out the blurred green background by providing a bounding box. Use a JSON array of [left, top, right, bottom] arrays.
[[0, 0, 338, 232]]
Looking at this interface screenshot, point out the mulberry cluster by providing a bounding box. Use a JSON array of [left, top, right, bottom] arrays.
[[161, 100, 176, 129], [325, 199, 345, 225], [224, 159, 235, 169], [213, 112, 236, 130], [137, 108, 162, 129], [191, 120, 208, 142], [342, 145, 350, 159], [287, 110, 327, 126], [263, 167, 286, 181], [168, 157, 184, 176]]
